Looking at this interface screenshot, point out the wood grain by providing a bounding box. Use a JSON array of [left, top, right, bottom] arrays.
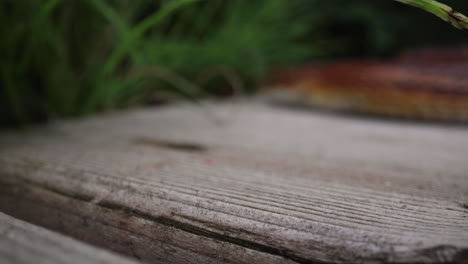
[[0, 101, 467, 263], [0, 212, 139, 264]]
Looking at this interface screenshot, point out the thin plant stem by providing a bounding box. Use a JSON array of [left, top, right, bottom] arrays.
[[394, 0, 468, 31]]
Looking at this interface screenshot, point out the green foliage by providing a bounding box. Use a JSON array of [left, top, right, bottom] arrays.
[[145, 1, 311, 80], [1, 0, 467, 127], [0, 0, 311, 127]]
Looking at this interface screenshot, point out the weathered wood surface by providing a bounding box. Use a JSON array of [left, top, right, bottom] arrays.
[[0, 101, 467, 263], [0, 212, 139, 264]]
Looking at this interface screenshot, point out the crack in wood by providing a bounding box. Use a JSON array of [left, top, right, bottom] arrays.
[[5, 178, 322, 263], [26, 182, 94, 203], [96, 201, 325, 264]]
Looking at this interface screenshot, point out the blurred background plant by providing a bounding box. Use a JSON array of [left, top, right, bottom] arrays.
[[1, 0, 467, 127]]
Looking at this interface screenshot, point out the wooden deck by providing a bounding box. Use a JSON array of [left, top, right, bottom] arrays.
[[0, 100, 467, 263]]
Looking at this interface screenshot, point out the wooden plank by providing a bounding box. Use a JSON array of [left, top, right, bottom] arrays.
[[0, 212, 139, 264], [0, 101, 467, 263]]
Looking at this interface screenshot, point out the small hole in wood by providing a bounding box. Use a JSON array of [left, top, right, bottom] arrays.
[[132, 137, 208, 153]]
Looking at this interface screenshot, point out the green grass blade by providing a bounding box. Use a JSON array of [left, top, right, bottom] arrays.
[[84, 0, 142, 64], [394, 0, 468, 31], [103, 0, 200, 76], [81, 0, 200, 115]]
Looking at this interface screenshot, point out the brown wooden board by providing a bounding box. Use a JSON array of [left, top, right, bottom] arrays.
[[0, 212, 139, 264], [0, 101, 467, 263]]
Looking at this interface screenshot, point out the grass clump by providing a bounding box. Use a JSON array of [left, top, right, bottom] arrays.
[[0, 0, 311, 126], [1, 0, 467, 127]]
